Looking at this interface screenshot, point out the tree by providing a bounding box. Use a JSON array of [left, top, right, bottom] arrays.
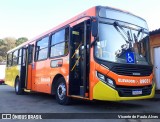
[[0, 37, 28, 62], [16, 37, 28, 46], [0, 37, 16, 62]]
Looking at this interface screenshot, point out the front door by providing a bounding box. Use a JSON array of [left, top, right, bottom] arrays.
[[19, 47, 27, 89], [21, 44, 34, 90], [28, 44, 34, 89], [154, 47, 160, 90], [69, 20, 90, 97]]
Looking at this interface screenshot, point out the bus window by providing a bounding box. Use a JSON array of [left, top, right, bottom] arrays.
[[22, 48, 26, 65], [50, 28, 69, 57], [7, 53, 12, 67], [12, 50, 18, 65], [35, 36, 49, 61], [18, 49, 22, 65]]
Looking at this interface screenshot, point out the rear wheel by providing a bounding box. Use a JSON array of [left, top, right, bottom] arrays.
[[15, 78, 24, 95], [56, 77, 70, 105]]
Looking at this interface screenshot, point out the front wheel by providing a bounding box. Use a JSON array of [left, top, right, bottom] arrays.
[[56, 77, 70, 105], [15, 78, 24, 95]]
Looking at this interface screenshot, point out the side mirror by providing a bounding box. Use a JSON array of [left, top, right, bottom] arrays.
[[91, 17, 98, 37]]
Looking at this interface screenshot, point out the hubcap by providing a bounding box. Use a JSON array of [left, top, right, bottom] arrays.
[[57, 82, 66, 100], [16, 81, 19, 92]]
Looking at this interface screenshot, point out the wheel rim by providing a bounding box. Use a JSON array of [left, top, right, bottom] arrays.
[[15, 81, 19, 92], [57, 82, 66, 100]]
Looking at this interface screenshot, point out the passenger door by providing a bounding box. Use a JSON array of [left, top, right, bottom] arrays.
[[20, 45, 34, 90], [26, 44, 34, 90], [69, 20, 90, 97]]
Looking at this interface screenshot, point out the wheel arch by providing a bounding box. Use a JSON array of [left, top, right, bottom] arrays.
[[51, 74, 65, 95]]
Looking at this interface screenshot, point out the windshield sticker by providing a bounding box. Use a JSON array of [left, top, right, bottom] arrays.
[[126, 52, 135, 63]]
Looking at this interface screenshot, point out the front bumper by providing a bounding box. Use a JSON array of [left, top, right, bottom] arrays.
[[93, 81, 155, 101]]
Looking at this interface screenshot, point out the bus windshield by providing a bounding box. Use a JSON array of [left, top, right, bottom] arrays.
[[95, 22, 150, 65]]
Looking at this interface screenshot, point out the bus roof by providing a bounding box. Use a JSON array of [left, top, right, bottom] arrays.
[[7, 6, 145, 53]]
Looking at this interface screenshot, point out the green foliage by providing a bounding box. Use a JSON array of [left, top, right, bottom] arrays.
[[0, 37, 28, 62], [16, 37, 28, 46]]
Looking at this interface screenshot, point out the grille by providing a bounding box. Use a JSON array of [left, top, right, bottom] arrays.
[[116, 85, 152, 97], [111, 65, 152, 76]]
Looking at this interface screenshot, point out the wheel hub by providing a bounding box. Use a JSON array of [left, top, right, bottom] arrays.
[[57, 83, 66, 100], [16, 81, 19, 92]]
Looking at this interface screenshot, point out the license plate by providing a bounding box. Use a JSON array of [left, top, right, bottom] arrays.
[[132, 89, 142, 95]]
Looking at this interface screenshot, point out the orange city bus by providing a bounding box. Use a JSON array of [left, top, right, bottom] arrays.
[[5, 6, 155, 105]]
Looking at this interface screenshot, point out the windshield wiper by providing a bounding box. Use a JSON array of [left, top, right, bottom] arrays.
[[114, 21, 134, 57], [133, 28, 144, 54], [113, 21, 132, 44], [134, 28, 144, 43]]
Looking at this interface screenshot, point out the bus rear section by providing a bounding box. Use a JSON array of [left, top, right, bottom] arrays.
[[4, 6, 155, 105]]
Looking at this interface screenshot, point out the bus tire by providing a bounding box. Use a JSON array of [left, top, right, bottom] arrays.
[[56, 77, 70, 105], [15, 78, 24, 95]]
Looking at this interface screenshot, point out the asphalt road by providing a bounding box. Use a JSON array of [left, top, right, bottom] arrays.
[[0, 84, 160, 122]]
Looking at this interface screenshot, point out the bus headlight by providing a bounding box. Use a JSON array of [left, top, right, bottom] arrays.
[[97, 72, 105, 81], [96, 71, 115, 88]]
